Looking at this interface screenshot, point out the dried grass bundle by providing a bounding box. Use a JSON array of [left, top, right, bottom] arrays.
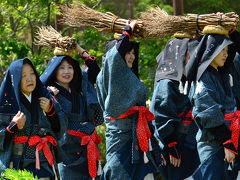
[[60, 2, 144, 37], [140, 7, 186, 38], [35, 26, 77, 50], [60, 1, 239, 38], [141, 7, 239, 38]]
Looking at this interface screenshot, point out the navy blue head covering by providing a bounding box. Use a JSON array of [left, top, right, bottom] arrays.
[[0, 58, 48, 115], [155, 38, 190, 82], [40, 56, 82, 93], [185, 34, 234, 81], [104, 39, 140, 77]]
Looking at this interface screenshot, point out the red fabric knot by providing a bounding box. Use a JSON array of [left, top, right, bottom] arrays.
[[224, 110, 240, 150], [67, 129, 102, 178], [109, 106, 155, 152], [185, 110, 193, 120], [168, 141, 178, 148], [179, 110, 194, 125], [13, 135, 57, 169]]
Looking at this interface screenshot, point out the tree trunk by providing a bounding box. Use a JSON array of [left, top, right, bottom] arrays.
[[54, 0, 64, 31], [173, 0, 184, 16], [129, 0, 134, 18]]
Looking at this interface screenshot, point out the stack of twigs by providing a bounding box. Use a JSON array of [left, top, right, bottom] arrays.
[[141, 7, 239, 38], [60, 2, 239, 38], [140, 7, 186, 38], [60, 2, 144, 37], [35, 26, 77, 50]]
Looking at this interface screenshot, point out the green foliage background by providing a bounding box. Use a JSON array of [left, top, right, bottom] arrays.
[[0, 0, 239, 169]]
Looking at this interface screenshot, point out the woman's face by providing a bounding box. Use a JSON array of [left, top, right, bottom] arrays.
[[21, 63, 36, 96], [125, 49, 135, 68], [56, 60, 74, 87], [210, 46, 228, 69]]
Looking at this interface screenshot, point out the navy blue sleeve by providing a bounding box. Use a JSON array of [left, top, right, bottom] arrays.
[[208, 124, 231, 144], [209, 124, 237, 153], [150, 80, 182, 143], [85, 59, 100, 84], [116, 25, 133, 60], [229, 30, 240, 54], [46, 99, 60, 132]]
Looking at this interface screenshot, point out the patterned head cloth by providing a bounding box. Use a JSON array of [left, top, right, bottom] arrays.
[[185, 34, 234, 81], [103, 39, 140, 78], [0, 58, 48, 115], [155, 38, 190, 82]]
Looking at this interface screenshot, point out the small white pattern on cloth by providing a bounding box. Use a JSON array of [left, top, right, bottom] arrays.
[[144, 173, 154, 180], [195, 81, 203, 95]]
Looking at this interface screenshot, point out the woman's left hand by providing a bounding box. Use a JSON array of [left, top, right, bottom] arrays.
[[39, 97, 51, 113]]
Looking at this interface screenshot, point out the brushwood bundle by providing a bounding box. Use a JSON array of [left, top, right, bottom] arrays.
[[59, 1, 144, 37], [141, 7, 239, 38], [35, 26, 77, 50], [60, 2, 239, 38]]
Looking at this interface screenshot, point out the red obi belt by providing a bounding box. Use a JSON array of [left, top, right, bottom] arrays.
[[67, 129, 102, 178], [225, 110, 240, 150], [13, 135, 57, 170], [178, 110, 194, 124], [109, 106, 155, 153]]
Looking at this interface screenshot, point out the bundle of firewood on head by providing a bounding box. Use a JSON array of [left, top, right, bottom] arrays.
[[60, 1, 239, 38], [59, 1, 144, 37], [141, 7, 239, 38], [35, 26, 77, 57]]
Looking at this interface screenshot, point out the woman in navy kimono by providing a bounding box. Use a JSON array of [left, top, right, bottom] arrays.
[[96, 21, 159, 180], [150, 36, 201, 180], [187, 29, 239, 179], [40, 45, 104, 180], [0, 58, 66, 179]]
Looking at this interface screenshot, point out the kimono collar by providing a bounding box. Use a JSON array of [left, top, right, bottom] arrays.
[[185, 34, 233, 81], [40, 56, 82, 93], [0, 58, 48, 115], [155, 38, 190, 82], [23, 92, 32, 103]]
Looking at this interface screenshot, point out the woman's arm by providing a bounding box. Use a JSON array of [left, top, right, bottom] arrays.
[[76, 45, 100, 84]]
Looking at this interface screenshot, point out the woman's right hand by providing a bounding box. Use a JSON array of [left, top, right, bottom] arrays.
[[224, 148, 236, 163], [12, 111, 26, 129], [127, 20, 137, 32]]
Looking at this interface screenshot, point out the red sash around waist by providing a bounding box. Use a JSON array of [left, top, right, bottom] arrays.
[[13, 135, 57, 169], [225, 110, 240, 150], [109, 106, 155, 152], [67, 129, 102, 178]]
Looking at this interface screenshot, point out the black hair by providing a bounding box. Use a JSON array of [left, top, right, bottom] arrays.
[[127, 41, 139, 78], [48, 56, 81, 95]]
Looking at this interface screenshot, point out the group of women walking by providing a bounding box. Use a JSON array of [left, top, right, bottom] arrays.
[[0, 17, 240, 180]]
